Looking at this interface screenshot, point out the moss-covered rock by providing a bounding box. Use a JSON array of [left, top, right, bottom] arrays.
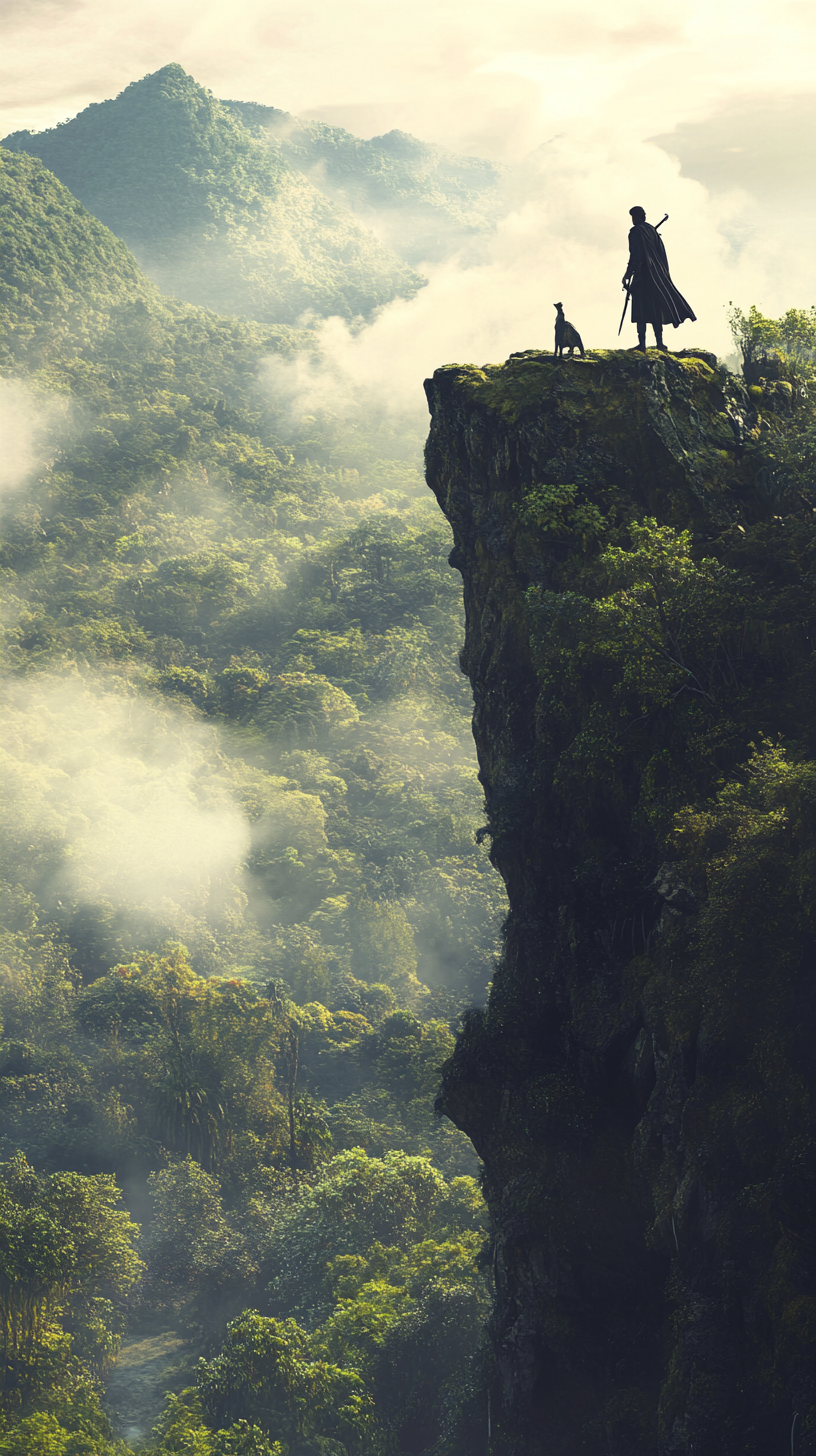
[[424, 348, 816, 1454]]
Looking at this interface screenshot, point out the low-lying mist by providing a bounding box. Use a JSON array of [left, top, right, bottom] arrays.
[[0, 379, 72, 497], [1, 673, 251, 938]]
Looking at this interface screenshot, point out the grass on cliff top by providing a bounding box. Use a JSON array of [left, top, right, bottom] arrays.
[[432, 348, 761, 529], [436, 349, 722, 424]]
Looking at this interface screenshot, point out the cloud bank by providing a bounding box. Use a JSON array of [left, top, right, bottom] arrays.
[[3, 0, 815, 169]]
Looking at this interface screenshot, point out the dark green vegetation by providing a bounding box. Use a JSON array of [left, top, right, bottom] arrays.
[[0, 1154, 141, 1455], [0, 138, 503, 1453], [2, 65, 423, 325], [426, 328, 816, 1454]]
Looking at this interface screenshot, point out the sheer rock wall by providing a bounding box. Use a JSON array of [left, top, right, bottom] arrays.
[[424, 349, 815, 1456]]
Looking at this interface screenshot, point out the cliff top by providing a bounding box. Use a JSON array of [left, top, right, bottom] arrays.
[[425, 345, 799, 536]]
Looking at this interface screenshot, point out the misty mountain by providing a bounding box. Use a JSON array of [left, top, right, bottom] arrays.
[[223, 99, 504, 265], [2, 64, 424, 327], [0, 145, 301, 397]]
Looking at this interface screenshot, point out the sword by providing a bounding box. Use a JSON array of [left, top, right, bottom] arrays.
[[618, 213, 669, 335], [617, 283, 632, 337]]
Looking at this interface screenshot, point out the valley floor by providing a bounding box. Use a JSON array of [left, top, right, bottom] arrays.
[[104, 1325, 198, 1446]]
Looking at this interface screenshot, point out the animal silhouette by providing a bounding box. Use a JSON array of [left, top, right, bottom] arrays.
[[554, 303, 585, 358]]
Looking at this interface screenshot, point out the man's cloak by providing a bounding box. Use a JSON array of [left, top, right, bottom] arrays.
[[627, 222, 696, 328]]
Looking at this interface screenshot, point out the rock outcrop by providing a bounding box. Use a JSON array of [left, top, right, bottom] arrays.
[[425, 349, 815, 1455]]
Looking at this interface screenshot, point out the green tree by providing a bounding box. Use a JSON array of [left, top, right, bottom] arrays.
[[198, 1311, 376, 1450], [728, 302, 816, 382], [145, 1158, 229, 1293], [369, 1012, 455, 1113], [0, 1412, 70, 1456], [0, 1182, 75, 1380], [0, 1154, 142, 1410], [0, 1383, 126, 1456], [262, 1148, 464, 1327], [351, 898, 419, 999], [150, 1390, 283, 1456]]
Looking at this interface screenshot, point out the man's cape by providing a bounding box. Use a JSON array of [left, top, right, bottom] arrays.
[[628, 223, 696, 327]]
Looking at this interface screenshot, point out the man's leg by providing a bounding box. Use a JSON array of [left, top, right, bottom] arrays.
[[637, 324, 646, 351], [654, 323, 666, 350]]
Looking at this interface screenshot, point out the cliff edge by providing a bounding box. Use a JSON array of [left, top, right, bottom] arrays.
[[425, 349, 815, 1455]]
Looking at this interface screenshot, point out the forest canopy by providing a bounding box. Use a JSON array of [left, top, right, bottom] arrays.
[[1, 122, 503, 1456]]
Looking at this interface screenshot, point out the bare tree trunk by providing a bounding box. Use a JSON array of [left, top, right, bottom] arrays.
[[286, 1026, 299, 1173]]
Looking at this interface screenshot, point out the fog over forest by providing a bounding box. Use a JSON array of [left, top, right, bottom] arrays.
[[0, 65, 511, 1455], [1, 19, 815, 1456]]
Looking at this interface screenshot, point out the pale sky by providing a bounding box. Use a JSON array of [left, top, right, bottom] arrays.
[[2, 0, 815, 378]]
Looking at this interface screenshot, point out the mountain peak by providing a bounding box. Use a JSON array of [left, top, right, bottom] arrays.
[[143, 61, 193, 82], [1, 70, 422, 326], [118, 62, 215, 106]]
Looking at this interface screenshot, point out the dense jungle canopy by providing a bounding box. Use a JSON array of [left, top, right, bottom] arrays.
[[0, 113, 506, 1456]]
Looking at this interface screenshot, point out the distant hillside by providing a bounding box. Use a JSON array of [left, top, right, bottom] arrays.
[[1, 147, 159, 361], [223, 100, 504, 265], [2, 64, 423, 327], [0, 146, 301, 400]]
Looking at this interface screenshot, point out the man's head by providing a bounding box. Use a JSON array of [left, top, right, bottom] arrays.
[[629, 206, 646, 224]]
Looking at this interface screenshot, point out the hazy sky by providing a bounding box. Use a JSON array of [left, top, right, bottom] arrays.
[[2, 0, 814, 158], [3, 0, 815, 368]]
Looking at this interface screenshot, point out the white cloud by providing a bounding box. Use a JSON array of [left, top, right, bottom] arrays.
[[1, 675, 251, 916], [0, 380, 69, 497], [2, 0, 814, 162]]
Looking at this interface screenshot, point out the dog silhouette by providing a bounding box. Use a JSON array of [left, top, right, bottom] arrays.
[[554, 303, 585, 358]]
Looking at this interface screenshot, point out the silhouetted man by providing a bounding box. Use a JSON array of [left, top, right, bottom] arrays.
[[622, 206, 696, 351]]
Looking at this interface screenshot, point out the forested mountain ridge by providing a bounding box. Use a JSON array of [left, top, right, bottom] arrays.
[[222, 100, 504, 265], [0, 127, 504, 1455], [2, 148, 160, 339], [2, 64, 424, 325], [426, 343, 816, 1453], [0, 146, 302, 386]]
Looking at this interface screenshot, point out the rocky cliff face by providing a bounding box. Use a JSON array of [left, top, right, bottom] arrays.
[[424, 349, 815, 1456]]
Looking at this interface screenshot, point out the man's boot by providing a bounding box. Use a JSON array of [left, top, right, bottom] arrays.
[[654, 324, 667, 352], [637, 326, 647, 352]]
